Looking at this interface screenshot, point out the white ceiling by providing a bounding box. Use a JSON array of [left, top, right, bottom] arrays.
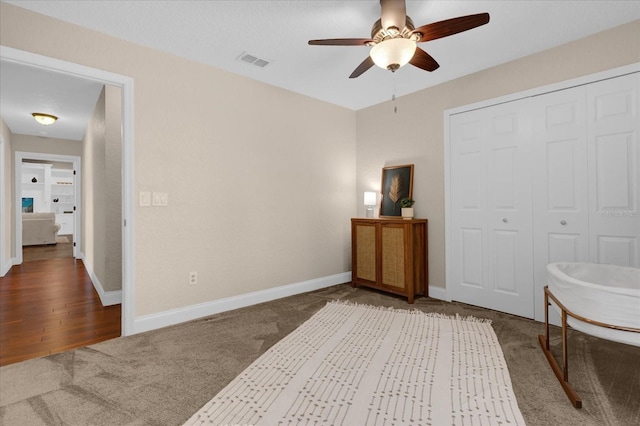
[[1, 1, 639, 140], [0, 60, 104, 141]]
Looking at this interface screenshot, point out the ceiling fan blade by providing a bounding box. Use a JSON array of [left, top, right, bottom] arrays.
[[409, 47, 440, 72], [411, 13, 490, 43], [380, 0, 407, 32], [349, 56, 375, 79], [308, 38, 373, 46]]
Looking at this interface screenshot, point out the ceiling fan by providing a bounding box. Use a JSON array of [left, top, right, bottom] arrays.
[[309, 0, 490, 78]]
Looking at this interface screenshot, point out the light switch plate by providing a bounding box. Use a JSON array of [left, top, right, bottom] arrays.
[[152, 192, 168, 206], [139, 191, 151, 207]]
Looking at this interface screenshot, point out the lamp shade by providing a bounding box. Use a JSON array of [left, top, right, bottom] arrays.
[[32, 113, 58, 126], [364, 191, 377, 206], [370, 38, 416, 71]]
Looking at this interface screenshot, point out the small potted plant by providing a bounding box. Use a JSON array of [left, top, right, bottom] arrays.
[[400, 197, 415, 219]]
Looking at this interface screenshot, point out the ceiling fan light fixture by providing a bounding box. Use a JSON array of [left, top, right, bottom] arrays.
[[370, 38, 416, 72], [32, 112, 58, 126]]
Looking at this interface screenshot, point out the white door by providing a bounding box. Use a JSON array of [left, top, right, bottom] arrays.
[[531, 86, 590, 322], [450, 99, 534, 318], [51, 167, 76, 234], [448, 69, 639, 322], [587, 73, 640, 267]]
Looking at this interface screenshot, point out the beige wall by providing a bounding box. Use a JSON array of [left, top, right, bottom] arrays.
[[1, 118, 13, 273], [12, 134, 83, 158], [105, 85, 123, 292], [0, 3, 356, 316], [356, 20, 640, 290], [82, 85, 122, 293], [82, 87, 107, 291]]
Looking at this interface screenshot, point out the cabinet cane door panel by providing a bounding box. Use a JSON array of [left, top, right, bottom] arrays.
[[381, 226, 405, 289], [588, 73, 640, 267], [354, 224, 376, 283]]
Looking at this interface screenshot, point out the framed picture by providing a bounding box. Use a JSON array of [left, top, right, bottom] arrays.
[[22, 197, 34, 213], [380, 164, 414, 218]]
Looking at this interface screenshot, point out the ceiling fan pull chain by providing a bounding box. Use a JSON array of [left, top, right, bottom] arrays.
[[392, 76, 398, 113]]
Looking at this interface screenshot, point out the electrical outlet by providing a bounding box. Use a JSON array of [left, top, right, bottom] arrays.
[[189, 272, 197, 285]]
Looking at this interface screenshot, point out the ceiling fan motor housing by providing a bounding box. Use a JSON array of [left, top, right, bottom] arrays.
[[370, 16, 417, 45]]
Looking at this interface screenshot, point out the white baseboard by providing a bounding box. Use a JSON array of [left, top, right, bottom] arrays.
[[97, 288, 122, 306], [428, 285, 449, 301], [133, 272, 352, 335], [1, 257, 15, 277], [78, 252, 122, 306]]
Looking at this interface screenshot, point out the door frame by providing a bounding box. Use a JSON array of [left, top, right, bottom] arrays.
[[15, 152, 81, 260], [0, 45, 136, 336], [0, 135, 6, 276], [444, 62, 640, 310]]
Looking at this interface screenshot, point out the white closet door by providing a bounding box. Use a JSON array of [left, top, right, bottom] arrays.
[[450, 99, 534, 318], [587, 73, 640, 267], [450, 109, 489, 309], [532, 86, 590, 322]]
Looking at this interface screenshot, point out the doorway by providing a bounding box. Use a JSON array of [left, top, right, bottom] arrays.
[[0, 46, 135, 336], [18, 155, 79, 262]]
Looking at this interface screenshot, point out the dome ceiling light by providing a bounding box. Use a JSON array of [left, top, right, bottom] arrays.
[[32, 113, 58, 126]]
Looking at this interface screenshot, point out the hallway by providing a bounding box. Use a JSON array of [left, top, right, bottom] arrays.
[[0, 257, 121, 366]]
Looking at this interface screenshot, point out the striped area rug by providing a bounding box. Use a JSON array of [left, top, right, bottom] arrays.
[[184, 301, 525, 425]]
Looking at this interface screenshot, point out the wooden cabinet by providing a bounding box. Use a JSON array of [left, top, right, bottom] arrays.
[[351, 218, 428, 303]]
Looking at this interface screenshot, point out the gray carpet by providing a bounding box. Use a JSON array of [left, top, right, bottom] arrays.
[[1, 284, 638, 426]]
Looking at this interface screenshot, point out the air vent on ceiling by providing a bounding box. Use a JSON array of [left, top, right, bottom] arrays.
[[236, 52, 271, 68]]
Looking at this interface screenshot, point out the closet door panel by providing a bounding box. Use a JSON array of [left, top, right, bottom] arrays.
[[532, 86, 590, 322], [493, 230, 518, 294], [485, 102, 534, 318], [489, 147, 517, 208], [546, 141, 578, 209], [588, 73, 640, 267], [459, 152, 484, 210], [597, 236, 637, 266], [450, 100, 533, 318], [460, 228, 484, 287], [547, 234, 582, 261], [595, 133, 634, 209], [450, 112, 489, 301]]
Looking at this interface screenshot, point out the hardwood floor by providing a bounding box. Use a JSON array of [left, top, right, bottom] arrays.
[[0, 256, 121, 366], [22, 235, 74, 262]]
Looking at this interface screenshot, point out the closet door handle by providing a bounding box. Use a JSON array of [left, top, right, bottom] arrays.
[[560, 220, 567, 226], [502, 218, 508, 223]]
